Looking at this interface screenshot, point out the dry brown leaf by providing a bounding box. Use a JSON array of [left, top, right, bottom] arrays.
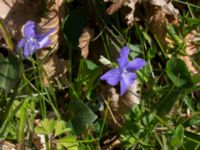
[[166, 31, 199, 75], [144, 0, 179, 50], [103, 137, 121, 150], [32, 119, 46, 150], [180, 56, 198, 74], [149, 0, 179, 15], [104, 0, 118, 2], [149, 0, 179, 49], [38, 49, 68, 86], [0, 141, 16, 150], [104, 0, 178, 26], [0, 0, 67, 86], [105, 0, 128, 15], [149, 0, 169, 6], [0, 0, 17, 19], [39, 0, 64, 50], [180, 31, 199, 74], [162, 2, 179, 15], [185, 30, 199, 56], [78, 27, 94, 58], [119, 81, 141, 114], [101, 85, 123, 130], [149, 1, 198, 78], [124, 0, 140, 26], [101, 79, 141, 130], [150, 9, 169, 48], [3, 0, 42, 40], [37, 0, 68, 85], [32, 133, 46, 150], [104, 0, 140, 26], [106, 139, 121, 150]]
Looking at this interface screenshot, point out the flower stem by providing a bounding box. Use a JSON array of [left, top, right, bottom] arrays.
[[0, 19, 14, 50]]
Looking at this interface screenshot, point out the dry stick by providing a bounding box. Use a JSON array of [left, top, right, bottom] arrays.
[[0, 18, 14, 50], [104, 99, 122, 128]]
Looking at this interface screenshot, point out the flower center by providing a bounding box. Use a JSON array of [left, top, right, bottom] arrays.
[[121, 69, 127, 77], [30, 37, 37, 43]]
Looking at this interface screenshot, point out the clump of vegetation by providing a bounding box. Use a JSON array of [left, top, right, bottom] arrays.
[[0, 0, 199, 149]]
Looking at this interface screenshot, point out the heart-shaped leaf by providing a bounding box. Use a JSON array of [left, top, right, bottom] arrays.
[[0, 48, 21, 93], [69, 99, 97, 135], [166, 57, 192, 87]]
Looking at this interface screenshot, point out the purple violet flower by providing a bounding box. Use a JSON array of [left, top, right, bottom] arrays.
[[100, 46, 146, 96], [17, 21, 54, 58]]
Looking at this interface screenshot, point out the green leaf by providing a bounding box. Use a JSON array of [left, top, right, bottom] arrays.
[[35, 118, 56, 135], [182, 96, 194, 111], [155, 87, 181, 117], [167, 25, 180, 43], [77, 59, 99, 82], [69, 99, 97, 134], [42, 119, 56, 134], [62, 8, 87, 48], [35, 126, 49, 135], [166, 57, 192, 87], [170, 124, 184, 148], [189, 115, 200, 126], [182, 17, 200, 36], [142, 31, 152, 45], [192, 74, 200, 84], [129, 44, 143, 58], [183, 141, 200, 150], [18, 100, 29, 145], [84, 59, 98, 71], [185, 131, 200, 144], [0, 49, 21, 92], [55, 120, 71, 137], [75, 59, 100, 98], [155, 84, 195, 118], [56, 136, 78, 150], [147, 47, 156, 60]]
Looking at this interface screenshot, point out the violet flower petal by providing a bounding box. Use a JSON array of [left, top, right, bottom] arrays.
[[23, 41, 36, 57], [120, 72, 136, 95], [23, 39, 40, 57], [17, 38, 25, 49], [127, 58, 146, 72], [17, 21, 54, 58], [23, 42, 31, 57], [36, 28, 54, 48], [100, 68, 121, 86], [38, 36, 52, 49], [22, 21, 36, 38], [100, 46, 146, 96], [117, 46, 130, 69]]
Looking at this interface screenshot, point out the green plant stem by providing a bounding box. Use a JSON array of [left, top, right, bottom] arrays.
[[22, 73, 61, 120], [18, 99, 29, 150], [0, 19, 14, 50], [0, 85, 19, 136], [98, 97, 110, 143], [174, 0, 200, 9], [90, 0, 124, 48]]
